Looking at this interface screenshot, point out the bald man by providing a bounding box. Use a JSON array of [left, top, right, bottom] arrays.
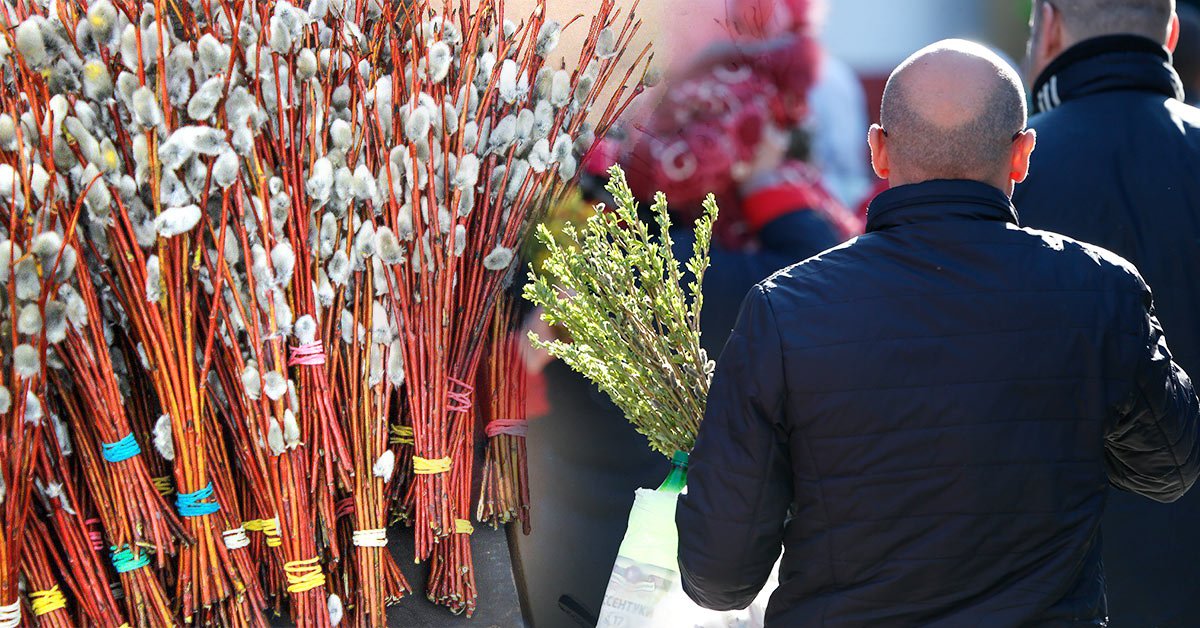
[[1015, 1, 1200, 625], [677, 40, 1200, 626]]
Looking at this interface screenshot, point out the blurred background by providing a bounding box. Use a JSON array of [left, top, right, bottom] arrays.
[[514, 0, 1200, 207]]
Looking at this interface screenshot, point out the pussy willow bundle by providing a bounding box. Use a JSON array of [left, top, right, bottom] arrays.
[[525, 166, 716, 457], [0, 0, 648, 624]]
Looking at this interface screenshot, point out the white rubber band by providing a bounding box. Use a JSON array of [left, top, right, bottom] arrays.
[[0, 599, 21, 628], [351, 528, 388, 548], [223, 526, 250, 550]]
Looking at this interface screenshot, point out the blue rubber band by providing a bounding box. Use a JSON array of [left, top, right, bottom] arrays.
[[110, 545, 150, 573], [176, 482, 221, 517], [101, 433, 141, 463]]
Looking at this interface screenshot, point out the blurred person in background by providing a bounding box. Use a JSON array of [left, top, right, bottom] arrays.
[[512, 2, 861, 625], [1175, 3, 1200, 103], [1015, 0, 1200, 625], [718, 0, 875, 209], [806, 25, 874, 209], [623, 32, 862, 355]]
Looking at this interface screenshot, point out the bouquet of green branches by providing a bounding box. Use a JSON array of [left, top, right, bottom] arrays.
[[524, 166, 717, 457], [527, 166, 773, 628]]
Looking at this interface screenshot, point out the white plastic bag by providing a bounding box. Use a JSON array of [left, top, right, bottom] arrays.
[[597, 488, 778, 627]]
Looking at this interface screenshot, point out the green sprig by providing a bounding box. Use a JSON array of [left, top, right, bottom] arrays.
[[524, 166, 717, 457]]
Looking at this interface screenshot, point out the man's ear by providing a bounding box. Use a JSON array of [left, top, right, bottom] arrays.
[[868, 124, 890, 180], [1034, 2, 1064, 74], [1168, 12, 1181, 53], [1009, 129, 1037, 183]]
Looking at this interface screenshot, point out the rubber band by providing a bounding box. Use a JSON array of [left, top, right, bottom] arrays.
[[244, 517, 283, 547], [30, 586, 67, 616], [352, 528, 388, 547], [223, 526, 250, 550], [284, 557, 325, 593], [175, 482, 221, 517], [101, 433, 141, 463], [85, 518, 104, 551], [389, 424, 414, 446], [335, 498, 355, 519], [288, 341, 326, 366], [0, 599, 19, 628], [454, 519, 474, 535], [412, 456, 452, 475], [447, 376, 474, 413], [151, 475, 174, 496], [110, 545, 150, 574], [485, 418, 529, 438]]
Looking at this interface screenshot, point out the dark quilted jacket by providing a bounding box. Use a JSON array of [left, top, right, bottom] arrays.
[[677, 180, 1200, 627], [1013, 35, 1200, 627]]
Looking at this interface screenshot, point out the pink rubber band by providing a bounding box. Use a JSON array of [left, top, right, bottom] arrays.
[[447, 377, 473, 414], [85, 518, 104, 551], [288, 342, 325, 367], [485, 418, 528, 438]]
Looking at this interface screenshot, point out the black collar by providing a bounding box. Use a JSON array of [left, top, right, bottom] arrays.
[[1031, 35, 1183, 114], [866, 180, 1018, 233]]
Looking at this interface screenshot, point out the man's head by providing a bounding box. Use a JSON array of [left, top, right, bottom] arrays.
[[867, 40, 1036, 195], [1027, 0, 1180, 81]]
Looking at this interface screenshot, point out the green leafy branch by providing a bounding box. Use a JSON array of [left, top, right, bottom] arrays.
[[523, 166, 717, 457]]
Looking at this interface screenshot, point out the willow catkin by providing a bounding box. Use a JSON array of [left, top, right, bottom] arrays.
[[371, 451, 395, 480], [271, 242, 296, 289], [263, 372, 287, 402], [14, 345, 39, 378], [15, 18, 48, 67], [153, 204, 202, 237], [43, 301, 67, 344], [482, 247, 514, 272], [21, 392, 42, 425], [16, 304, 42, 336], [153, 415, 175, 461]]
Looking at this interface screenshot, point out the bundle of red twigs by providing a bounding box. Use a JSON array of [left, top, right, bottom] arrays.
[[0, 189, 76, 628], [476, 295, 530, 533], [0, 0, 650, 623], [360, 0, 648, 614]]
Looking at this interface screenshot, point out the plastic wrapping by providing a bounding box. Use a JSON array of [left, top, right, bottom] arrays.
[[598, 488, 777, 627]]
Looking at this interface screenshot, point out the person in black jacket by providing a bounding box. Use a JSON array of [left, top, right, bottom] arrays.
[[1176, 4, 1200, 104], [677, 39, 1200, 626], [1014, 1, 1200, 624]]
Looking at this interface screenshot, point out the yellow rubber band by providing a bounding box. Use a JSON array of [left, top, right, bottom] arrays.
[[244, 518, 283, 547], [283, 557, 325, 593], [151, 476, 174, 496], [454, 519, 474, 535], [412, 456, 452, 475], [389, 424, 415, 446], [243, 518, 269, 532], [30, 586, 66, 616]]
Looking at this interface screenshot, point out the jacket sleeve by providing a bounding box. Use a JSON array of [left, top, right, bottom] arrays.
[[1106, 288, 1200, 503], [676, 284, 792, 611]]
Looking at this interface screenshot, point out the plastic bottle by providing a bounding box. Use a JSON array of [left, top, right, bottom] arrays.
[[656, 450, 689, 493]]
